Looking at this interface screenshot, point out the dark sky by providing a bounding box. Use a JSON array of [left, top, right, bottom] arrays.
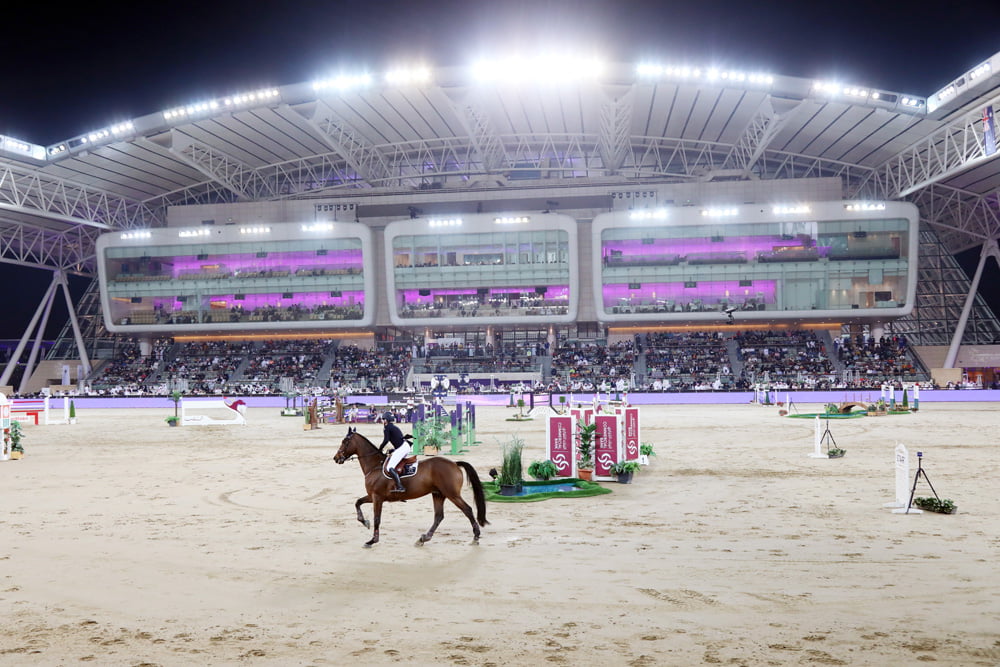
[[2, 0, 999, 337]]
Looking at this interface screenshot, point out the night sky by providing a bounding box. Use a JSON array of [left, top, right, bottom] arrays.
[[2, 0, 999, 338]]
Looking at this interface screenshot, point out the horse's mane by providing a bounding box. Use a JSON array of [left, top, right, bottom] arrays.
[[347, 429, 384, 458]]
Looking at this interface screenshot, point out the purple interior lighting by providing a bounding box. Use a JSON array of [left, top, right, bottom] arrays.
[[602, 235, 828, 259], [167, 248, 363, 276], [397, 286, 570, 305], [602, 280, 776, 306], [153, 290, 365, 311]]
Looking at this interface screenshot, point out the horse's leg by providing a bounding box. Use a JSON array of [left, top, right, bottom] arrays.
[[417, 493, 446, 546], [448, 494, 481, 544], [355, 495, 371, 529], [364, 496, 383, 548]]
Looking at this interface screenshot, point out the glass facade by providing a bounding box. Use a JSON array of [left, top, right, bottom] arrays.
[[98, 224, 373, 332], [385, 214, 578, 326], [594, 202, 918, 322]]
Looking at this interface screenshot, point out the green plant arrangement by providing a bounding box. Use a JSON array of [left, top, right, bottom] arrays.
[[913, 497, 957, 514], [640, 443, 656, 457], [576, 421, 596, 471], [496, 436, 524, 493], [609, 460, 641, 475], [165, 415, 180, 426], [609, 459, 640, 483], [527, 459, 559, 481], [168, 390, 183, 422], [421, 414, 448, 453], [9, 421, 24, 457], [827, 447, 846, 458]]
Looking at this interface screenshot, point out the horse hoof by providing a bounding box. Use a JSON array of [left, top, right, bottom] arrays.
[[362, 520, 371, 529], [414, 538, 425, 547], [363, 543, 373, 549]]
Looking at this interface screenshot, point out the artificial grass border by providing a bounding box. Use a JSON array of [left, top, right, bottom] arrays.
[[484, 478, 612, 502], [785, 412, 869, 419]]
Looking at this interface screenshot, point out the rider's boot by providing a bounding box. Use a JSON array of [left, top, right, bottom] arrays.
[[388, 467, 406, 493]]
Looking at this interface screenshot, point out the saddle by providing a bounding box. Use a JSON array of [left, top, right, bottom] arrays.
[[383, 455, 419, 480]]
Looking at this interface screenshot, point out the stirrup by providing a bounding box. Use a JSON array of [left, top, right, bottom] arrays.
[[391, 485, 406, 493]]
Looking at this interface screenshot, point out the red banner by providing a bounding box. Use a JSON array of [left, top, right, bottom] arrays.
[[624, 407, 640, 460], [546, 416, 575, 477], [594, 414, 619, 477]]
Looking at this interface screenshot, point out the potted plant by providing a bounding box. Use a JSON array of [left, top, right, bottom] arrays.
[[165, 415, 180, 427], [496, 436, 524, 495], [527, 459, 559, 481], [576, 421, 596, 480], [609, 460, 640, 483], [168, 390, 183, 425], [640, 442, 655, 465], [9, 421, 24, 459], [827, 447, 846, 458], [422, 415, 447, 454], [558, 395, 567, 414], [913, 496, 957, 514]]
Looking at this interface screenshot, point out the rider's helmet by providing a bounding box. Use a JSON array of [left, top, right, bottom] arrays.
[[382, 411, 395, 422]]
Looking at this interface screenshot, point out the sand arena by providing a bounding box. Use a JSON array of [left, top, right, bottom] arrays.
[[1, 402, 998, 665]]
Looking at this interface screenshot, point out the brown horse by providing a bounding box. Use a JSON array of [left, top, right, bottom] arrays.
[[333, 428, 489, 548]]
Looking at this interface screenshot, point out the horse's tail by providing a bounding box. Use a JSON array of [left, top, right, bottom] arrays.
[[457, 461, 489, 527]]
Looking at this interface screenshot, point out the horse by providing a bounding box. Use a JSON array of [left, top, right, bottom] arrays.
[[333, 428, 489, 548]]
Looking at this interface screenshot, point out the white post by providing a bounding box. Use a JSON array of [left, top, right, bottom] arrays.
[[887, 443, 921, 513], [0, 394, 9, 461], [808, 416, 827, 458]]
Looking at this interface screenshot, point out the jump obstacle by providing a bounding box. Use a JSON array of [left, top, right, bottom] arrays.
[[409, 401, 479, 455], [180, 397, 247, 426], [546, 398, 641, 481], [885, 443, 922, 514], [7, 396, 70, 425]]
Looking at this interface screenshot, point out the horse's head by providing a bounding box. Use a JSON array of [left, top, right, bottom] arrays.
[[334, 427, 358, 464]]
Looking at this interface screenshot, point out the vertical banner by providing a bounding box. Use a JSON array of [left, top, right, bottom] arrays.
[[623, 407, 640, 460], [546, 415, 575, 477], [983, 106, 997, 156], [594, 414, 620, 479]]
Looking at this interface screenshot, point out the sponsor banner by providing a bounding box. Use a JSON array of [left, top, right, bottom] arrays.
[[624, 407, 640, 459], [984, 106, 997, 157], [547, 415, 575, 477], [594, 414, 620, 478]]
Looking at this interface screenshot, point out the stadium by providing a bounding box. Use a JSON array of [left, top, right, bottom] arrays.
[[2, 51, 1000, 396], [4, 37, 1000, 665]]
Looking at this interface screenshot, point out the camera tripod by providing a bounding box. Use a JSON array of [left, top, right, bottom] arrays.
[[905, 452, 938, 514], [819, 416, 837, 450]]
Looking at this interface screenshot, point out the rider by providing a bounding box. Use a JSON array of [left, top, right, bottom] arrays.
[[378, 411, 409, 493]]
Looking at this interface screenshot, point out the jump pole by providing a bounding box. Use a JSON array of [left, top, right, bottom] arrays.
[[886, 443, 921, 514], [808, 416, 828, 458]]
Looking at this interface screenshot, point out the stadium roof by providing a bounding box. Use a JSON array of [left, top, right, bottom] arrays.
[[2, 55, 1000, 275]]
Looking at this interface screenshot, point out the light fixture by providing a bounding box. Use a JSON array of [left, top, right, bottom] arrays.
[[629, 208, 669, 221], [494, 216, 530, 224], [311, 73, 372, 92], [772, 205, 811, 215], [239, 226, 272, 234], [302, 222, 335, 232], [428, 218, 463, 228], [179, 229, 212, 238], [120, 230, 152, 240], [700, 207, 739, 218], [844, 202, 886, 212]]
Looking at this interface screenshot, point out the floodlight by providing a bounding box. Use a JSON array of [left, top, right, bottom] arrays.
[[629, 208, 669, 221], [120, 230, 152, 240], [701, 207, 738, 218], [772, 205, 811, 215], [428, 218, 462, 227], [385, 66, 432, 85], [239, 226, 272, 234], [302, 223, 335, 232]]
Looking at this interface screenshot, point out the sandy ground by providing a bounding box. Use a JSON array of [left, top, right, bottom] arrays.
[[1, 402, 999, 666]]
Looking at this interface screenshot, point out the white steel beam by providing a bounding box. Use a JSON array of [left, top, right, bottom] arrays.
[[0, 160, 158, 230], [303, 102, 394, 186], [598, 92, 634, 175], [862, 91, 1000, 199], [456, 102, 509, 174]]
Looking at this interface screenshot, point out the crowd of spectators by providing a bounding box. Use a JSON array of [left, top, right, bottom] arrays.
[[736, 330, 834, 388], [643, 331, 733, 390], [550, 340, 637, 384], [835, 334, 918, 383], [81, 328, 936, 397]]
